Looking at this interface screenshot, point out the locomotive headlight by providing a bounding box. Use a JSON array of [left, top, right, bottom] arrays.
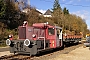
[[24, 39, 30, 46], [9, 35, 11, 38], [6, 39, 11, 45], [32, 34, 36, 38]]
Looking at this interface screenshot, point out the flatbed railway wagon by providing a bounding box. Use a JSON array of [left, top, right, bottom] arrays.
[[6, 21, 63, 56], [63, 34, 82, 45]]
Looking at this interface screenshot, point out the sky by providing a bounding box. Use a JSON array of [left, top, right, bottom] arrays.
[[30, 0, 90, 29]]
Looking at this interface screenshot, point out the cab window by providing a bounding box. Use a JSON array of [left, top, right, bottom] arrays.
[[48, 28, 54, 35]]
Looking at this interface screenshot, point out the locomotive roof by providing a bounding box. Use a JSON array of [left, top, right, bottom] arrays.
[[55, 26, 62, 29], [20, 22, 62, 29]]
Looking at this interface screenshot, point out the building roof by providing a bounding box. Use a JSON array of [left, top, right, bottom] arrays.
[[44, 9, 52, 15], [22, 7, 42, 15]]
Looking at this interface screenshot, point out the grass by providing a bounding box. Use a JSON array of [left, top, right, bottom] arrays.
[[0, 41, 7, 47], [0, 44, 7, 47]]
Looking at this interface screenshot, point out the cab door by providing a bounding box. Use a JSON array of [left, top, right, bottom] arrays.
[[59, 29, 63, 47], [56, 28, 63, 47]]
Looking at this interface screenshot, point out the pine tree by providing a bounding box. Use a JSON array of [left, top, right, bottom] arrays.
[[53, 0, 62, 10], [63, 7, 69, 15], [52, 0, 64, 27]]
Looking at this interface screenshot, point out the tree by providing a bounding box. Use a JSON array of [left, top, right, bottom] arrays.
[[52, 0, 64, 27], [3, 0, 26, 29], [63, 7, 69, 15], [53, 0, 62, 10], [0, 0, 6, 18]]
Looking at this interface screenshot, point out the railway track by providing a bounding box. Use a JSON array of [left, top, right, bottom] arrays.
[[0, 43, 83, 60]]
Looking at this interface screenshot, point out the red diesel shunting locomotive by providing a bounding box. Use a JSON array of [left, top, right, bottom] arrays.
[[6, 21, 82, 56]]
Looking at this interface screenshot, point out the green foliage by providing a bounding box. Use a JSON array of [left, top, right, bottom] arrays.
[[63, 7, 69, 15], [3, 0, 26, 29], [0, 0, 6, 18], [53, 0, 62, 10], [0, 0, 26, 40]]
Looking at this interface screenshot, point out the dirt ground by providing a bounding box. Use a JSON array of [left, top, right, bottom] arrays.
[[0, 51, 13, 57], [49, 46, 90, 60], [0, 46, 13, 57]]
